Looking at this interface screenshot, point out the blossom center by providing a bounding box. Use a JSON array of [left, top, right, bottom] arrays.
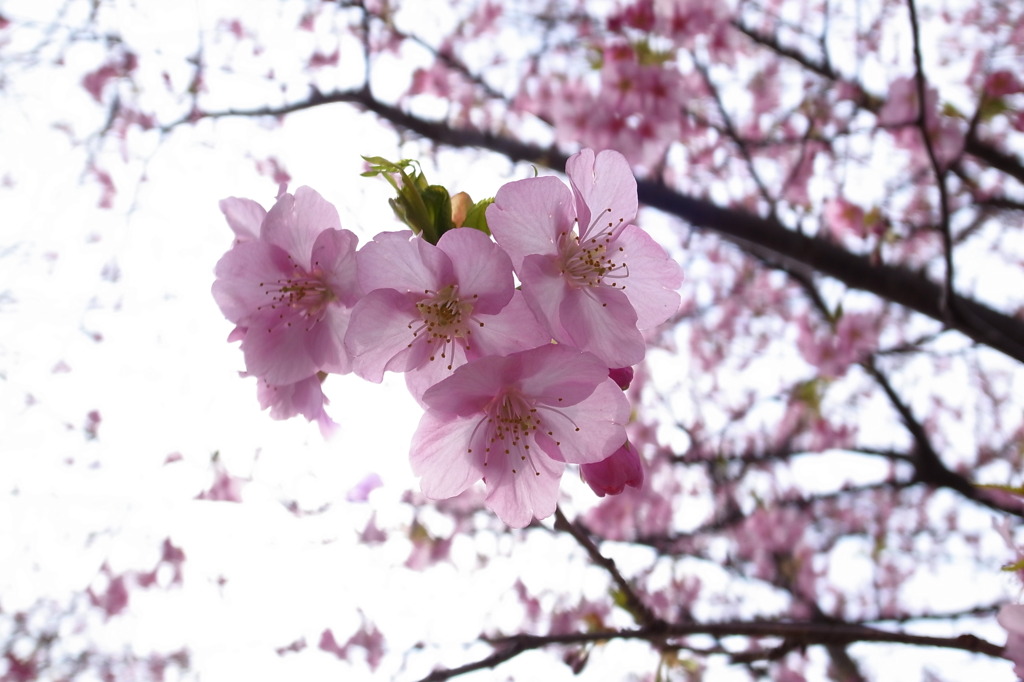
[[259, 262, 336, 327], [557, 210, 629, 289], [466, 389, 582, 476], [408, 284, 482, 369], [473, 390, 543, 475]]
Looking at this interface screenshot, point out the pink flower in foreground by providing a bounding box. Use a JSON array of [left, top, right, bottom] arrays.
[[410, 345, 630, 527], [998, 604, 1024, 678], [487, 148, 681, 367], [213, 187, 359, 386], [582, 440, 644, 497], [345, 228, 549, 397]]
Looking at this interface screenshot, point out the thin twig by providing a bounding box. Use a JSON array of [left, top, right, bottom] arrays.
[[554, 507, 662, 627], [905, 0, 957, 324]]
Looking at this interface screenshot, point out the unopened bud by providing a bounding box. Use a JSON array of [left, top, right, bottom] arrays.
[[582, 440, 643, 497], [608, 366, 634, 391], [451, 191, 472, 228]]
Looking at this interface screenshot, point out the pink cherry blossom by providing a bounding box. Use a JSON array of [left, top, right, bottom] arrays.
[[410, 344, 630, 527], [877, 76, 963, 166], [344, 227, 549, 396], [796, 311, 879, 378], [582, 439, 644, 497], [213, 187, 359, 386], [487, 148, 681, 368], [998, 604, 1024, 678]]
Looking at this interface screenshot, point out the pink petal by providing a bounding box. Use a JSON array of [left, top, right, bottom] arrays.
[[311, 228, 361, 307], [241, 307, 321, 385], [558, 284, 645, 368], [566, 149, 638, 241], [483, 451, 564, 528], [410, 412, 486, 498], [438, 228, 514, 313], [999, 604, 1024, 634], [516, 344, 612, 407], [517, 253, 573, 340], [308, 304, 353, 375], [487, 176, 573, 272], [346, 288, 430, 382], [539, 380, 629, 464], [613, 224, 682, 329], [403, 340, 471, 404], [465, 291, 551, 359], [212, 241, 293, 323], [261, 187, 342, 265], [219, 197, 267, 242], [356, 231, 450, 296], [421, 353, 511, 416], [256, 374, 337, 436], [516, 254, 646, 367]]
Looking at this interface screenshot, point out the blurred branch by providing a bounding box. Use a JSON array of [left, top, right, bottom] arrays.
[[417, 620, 1003, 681], [865, 359, 1024, 517], [905, 0, 956, 322], [554, 507, 662, 628], [733, 16, 1024, 186], [638, 479, 916, 555]]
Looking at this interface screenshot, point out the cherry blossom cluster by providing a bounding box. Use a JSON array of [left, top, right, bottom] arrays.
[[213, 149, 682, 527]]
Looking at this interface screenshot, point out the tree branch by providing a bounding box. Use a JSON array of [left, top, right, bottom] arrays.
[[173, 90, 1024, 365], [417, 620, 1005, 681], [865, 360, 1024, 517], [906, 0, 957, 322], [554, 507, 662, 628]]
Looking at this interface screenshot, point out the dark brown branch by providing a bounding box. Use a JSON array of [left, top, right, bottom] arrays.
[[906, 0, 956, 322], [964, 135, 1024, 185], [554, 507, 662, 628], [865, 360, 1024, 517], [171, 90, 1024, 365], [734, 16, 1024, 187], [417, 620, 1004, 681]]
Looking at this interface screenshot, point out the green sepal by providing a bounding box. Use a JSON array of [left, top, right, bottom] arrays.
[[421, 185, 455, 244], [461, 197, 494, 235], [362, 155, 452, 245], [1002, 558, 1024, 573]]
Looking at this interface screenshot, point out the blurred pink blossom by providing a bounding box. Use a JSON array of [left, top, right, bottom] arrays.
[[998, 604, 1024, 678]]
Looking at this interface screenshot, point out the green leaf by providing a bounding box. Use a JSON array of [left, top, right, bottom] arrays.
[[978, 96, 1010, 123], [793, 378, 825, 414]]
